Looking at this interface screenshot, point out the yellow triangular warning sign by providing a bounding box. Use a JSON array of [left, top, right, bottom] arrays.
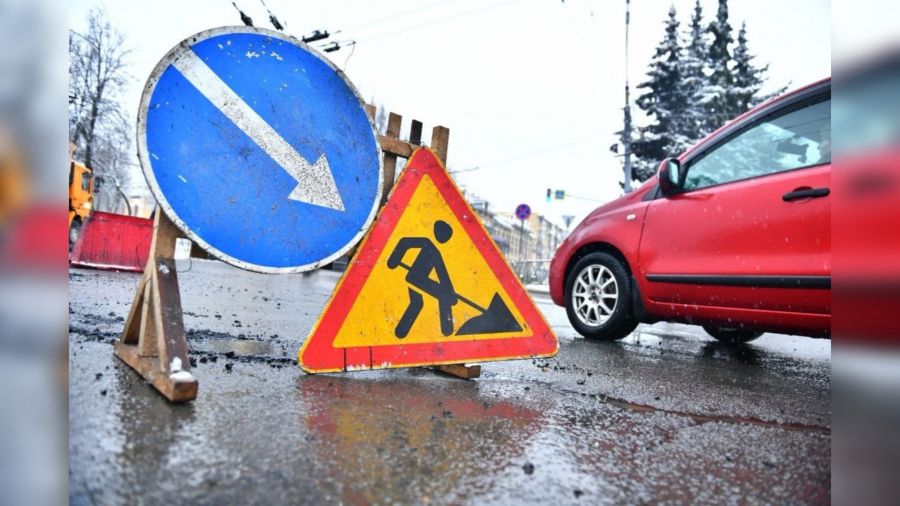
[[299, 149, 558, 372]]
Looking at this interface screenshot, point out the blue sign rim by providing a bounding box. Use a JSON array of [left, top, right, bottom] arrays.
[[136, 26, 384, 274], [515, 203, 531, 220]]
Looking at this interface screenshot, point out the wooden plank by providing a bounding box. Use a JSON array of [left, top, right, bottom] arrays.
[[152, 258, 190, 374], [433, 364, 481, 380], [409, 120, 423, 146], [386, 112, 402, 138], [379, 112, 403, 205], [430, 126, 450, 163], [114, 208, 198, 403], [114, 343, 198, 402], [378, 136, 414, 158], [120, 272, 148, 346], [364, 103, 375, 120], [137, 278, 158, 357], [150, 211, 180, 259], [380, 125, 449, 160]]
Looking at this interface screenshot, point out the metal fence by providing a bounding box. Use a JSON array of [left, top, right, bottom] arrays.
[[510, 259, 552, 286]]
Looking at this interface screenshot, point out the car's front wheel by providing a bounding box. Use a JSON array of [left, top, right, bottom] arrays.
[[564, 252, 637, 340], [703, 325, 763, 344]]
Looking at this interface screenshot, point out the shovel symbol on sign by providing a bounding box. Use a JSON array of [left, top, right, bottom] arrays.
[[386, 220, 523, 338]]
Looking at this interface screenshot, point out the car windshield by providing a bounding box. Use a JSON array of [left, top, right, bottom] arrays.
[[684, 95, 831, 190]]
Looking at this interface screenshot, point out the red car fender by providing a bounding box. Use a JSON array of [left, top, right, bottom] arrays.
[[549, 181, 656, 306]]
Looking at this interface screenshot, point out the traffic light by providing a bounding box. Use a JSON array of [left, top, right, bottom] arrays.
[[546, 188, 552, 202]]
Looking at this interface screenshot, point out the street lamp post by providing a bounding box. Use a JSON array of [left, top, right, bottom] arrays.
[[622, 0, 634, 193]]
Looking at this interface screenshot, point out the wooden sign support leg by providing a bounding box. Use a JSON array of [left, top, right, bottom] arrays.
[[430, 125, 450, 164], [433, 364, 481, 380], [114, 211, 198, 402]]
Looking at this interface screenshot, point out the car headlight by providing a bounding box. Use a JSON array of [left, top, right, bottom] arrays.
[[82, 201, 92, 210]]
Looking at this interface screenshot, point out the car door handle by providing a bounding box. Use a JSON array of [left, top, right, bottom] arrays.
[[783, 187, 830, 201]]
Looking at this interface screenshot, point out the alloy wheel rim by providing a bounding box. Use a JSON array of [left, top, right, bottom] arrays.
[[572, 264, 618, 327]]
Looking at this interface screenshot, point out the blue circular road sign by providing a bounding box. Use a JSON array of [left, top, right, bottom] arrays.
[[137, 26, 383, 273], [515, 204, 531, 221]]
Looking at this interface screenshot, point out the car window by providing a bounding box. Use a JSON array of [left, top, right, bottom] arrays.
[[684, 96, 831, 191], [81, 172, 91, 191]]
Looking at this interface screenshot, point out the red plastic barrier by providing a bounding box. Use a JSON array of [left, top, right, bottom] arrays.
[[69, 211, 153, 272]]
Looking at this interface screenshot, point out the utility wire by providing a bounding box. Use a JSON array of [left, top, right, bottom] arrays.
[[343, 41, 357, 70], [231, 1, 254, 27], [463, 139, 587, 172], [448, 166, 480, 174], [259, 0, 284, 30]]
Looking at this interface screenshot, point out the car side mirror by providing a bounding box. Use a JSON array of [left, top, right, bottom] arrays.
[[658, 158, 683, 196]]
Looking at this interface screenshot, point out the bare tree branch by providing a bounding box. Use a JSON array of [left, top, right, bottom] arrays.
[[68, 7, 134, 212]]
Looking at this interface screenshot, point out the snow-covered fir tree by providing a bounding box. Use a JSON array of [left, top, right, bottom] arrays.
[[621, 0, 782, 184], [732, 22, 770, 113], [631, 6, 688, 181], [680, 0, 712, 146], [704, 0, 735, 131]]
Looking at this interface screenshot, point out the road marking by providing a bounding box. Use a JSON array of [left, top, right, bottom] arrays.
[[171, 50, 345, 211]]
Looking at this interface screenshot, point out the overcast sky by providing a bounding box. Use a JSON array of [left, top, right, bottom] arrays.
[[69, 0, 832, 227]]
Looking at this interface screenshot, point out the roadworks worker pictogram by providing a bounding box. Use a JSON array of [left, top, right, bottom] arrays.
[[388, 220, 522, 339]]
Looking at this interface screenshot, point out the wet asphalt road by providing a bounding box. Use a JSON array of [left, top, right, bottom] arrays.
[[68, 260, 830, 505]]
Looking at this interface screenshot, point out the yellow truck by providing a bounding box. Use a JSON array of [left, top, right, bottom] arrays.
[[69, 160, 93, 248]]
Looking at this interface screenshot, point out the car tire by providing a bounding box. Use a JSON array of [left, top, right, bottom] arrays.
[[564, 252, 637, 340], [703, 326, 763, 344]]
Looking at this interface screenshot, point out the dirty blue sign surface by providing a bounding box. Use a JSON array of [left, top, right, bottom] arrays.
[[137, 27, 382, 273], [515, 204, 531, 221]]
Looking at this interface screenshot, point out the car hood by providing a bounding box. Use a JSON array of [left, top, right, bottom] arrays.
[[577, 176, 658, 227]]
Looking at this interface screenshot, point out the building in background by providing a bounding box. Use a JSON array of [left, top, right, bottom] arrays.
[[468, 195, 513, 256], [523, 213, 566, 261], [465, 190, 567, 285]]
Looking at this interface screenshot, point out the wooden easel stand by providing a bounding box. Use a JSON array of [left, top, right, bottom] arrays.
[[114, 105, 473, 403], [114, 211, 198, 402]]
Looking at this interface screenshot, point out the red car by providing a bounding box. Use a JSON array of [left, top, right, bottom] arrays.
[[549, 79, 831, 343]]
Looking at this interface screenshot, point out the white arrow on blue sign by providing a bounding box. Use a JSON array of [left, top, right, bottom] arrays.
[[137, 26, 383, 273]]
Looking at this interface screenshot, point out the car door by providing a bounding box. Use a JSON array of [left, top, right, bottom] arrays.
[[638, 85, 831, 320]]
